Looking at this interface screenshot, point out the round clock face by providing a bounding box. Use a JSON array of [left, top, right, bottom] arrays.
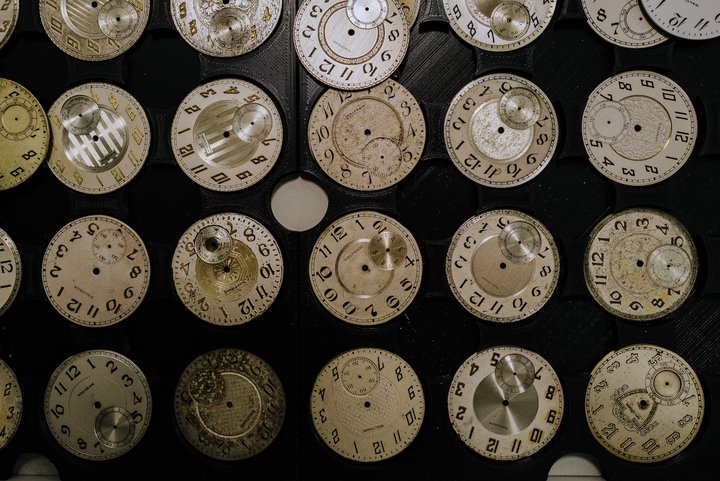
[[0, 358, 22, 450], [310, 347, 425, 462], [0, 0, 18, 50], [0, 227, 21, 318], [293, 0, 410, 90], [308, 79, 426, 191], [41, 215, 151, 327], [582, 0, 668, 48], [309, 211, 422, 326], [44, 350, 152, 460], [582, 70, 696, 186], [443, 0, 557, 51], [446, 209, 559, 322], [0, 78, 51, 191], [586, 344, 704, 462], [445, 73, 558, 188], [584, 208, 697, 321], [448, 346, 563, 461], [47, 83, 150, 194], [172, 213, 283, 326], [170, 0, 282, 57], [641, 0, 720, 40], [39, 0, 150, 61], [174, 348, 285, 461], [171, 78, 284, 192]]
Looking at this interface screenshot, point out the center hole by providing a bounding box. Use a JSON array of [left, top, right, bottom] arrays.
[[498, 127, 505, 134], [639, 399, 649, 409], [502, 400, 509, 406], [92, 267, 100, 275], [226, 401, 233, 408], [637, 260, 644, 268], [635, 125, 642, 132], [362, 264, 369, 272], [223, 265, 231, 273], [223, 131, 230, 138], [93, 135, 99, 141], [348, 29, 355, 36], [223, 0, 230, 3], [91, 1, 98, 7], [499, 262, 507, 269], [364, 401, 371, 408], [116, 16, 121, 22], [205, 238, 219, 252], [94, 401, 102, 409], [364, 129, 371, 135]]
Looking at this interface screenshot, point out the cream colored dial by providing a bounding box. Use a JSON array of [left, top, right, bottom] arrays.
[[308, 79, 426, 191], [586, 344, 704, 462], [44, 350, 152, 460], [0, 227, 20, 318], [445, 73, 558, 187], [171, 78, 283, 192], [582, 0, 667, 48], [310, 348, 425, 461], [294, 0, 410, 90], [170, 0, 282, 57], [47, 83, 150, 194], [641, 0, 720, 40], [0, 358, 22, 449], [447, 209, 559, 322], [448, 347, 563, 460], [583, 71, 696, 186], [0, 0, 18, 50], [584, 208, 697, 321], [174, 348, 285, 460], [41, 215, 150, 327], [172, 213, 283, 326], [309, 211, 422, 326], [39, 0, 150, 61]]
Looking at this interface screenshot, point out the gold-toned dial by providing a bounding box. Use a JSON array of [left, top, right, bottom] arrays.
[[39, 0, 150, 61], [41, 215, 150, 327], [170, 0, 282, 57], [448, 346, 563, 460], [585, 344, 704, 462], [310, 347, 425, 462], [583, 70, 696, 186], [0, 227, 21, 318], [47, 83, 150, 194], [584, 208, 697, 321], [0, 0, 19, 50], [172, 213, 283, 326], [0, 358, 22, 450], [308, 79, 426, 191], [174, 348, 286, 460], [447, 209, 559, 322], [309, 211, 422, 326], [171, 78, 283, 192], [445, 73, 558, 187], [641, 0, 720, 40], [581, 0, 667, 48]]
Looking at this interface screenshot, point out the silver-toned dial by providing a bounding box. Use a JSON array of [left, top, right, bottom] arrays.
[[0, 358, 22, 450], [0, 0, 18, 50], [0, 227, 21, 318], [582, 0, 668, 48], [641, 0, 720, 40]]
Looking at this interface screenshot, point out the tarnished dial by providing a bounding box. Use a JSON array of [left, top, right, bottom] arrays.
[[47, 83, 150, 194], [174, 349, 285, 460], [170, 0, 282, 57], [41, 215, 151, 327], [0, 358, 22, 449], [310, 348, 425, 461], [586, 344, 704, 462], [171, 78, 283, 192], [44, 350, 152, 460], [309, 211, 422, 326], [581, 0, 667, 48], [445, 74, 558, 187], [0, 228, 20, 318], [447, 210, 559, 322], [308, 79, 426, 191], [0, 0, 18, 50], [641, 0, 720, 40], [584, 208, 697, 321], [0, 79, 50, 191], [448, 347, 563, 461], [172, 213, 283, 326], [39, 0, 150, 61], [294, 0, 410, 90], [583, 71, 696, 186], [443, 0, 557, 51]]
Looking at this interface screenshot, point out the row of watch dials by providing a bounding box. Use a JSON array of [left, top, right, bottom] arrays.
[[0, 343, 706, 465], [0, 206, 698, 327]]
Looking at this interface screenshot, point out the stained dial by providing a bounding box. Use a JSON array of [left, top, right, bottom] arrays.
[[0, 358, 22, 450], [0, 0, 18, 50], [0, 227, 21, 318], [641, 0, 720, 40]]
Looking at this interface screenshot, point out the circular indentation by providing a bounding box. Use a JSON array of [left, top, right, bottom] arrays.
[[271, 174, 329, 232]]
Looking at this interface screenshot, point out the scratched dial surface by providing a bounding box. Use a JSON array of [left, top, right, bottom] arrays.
[[0, 358, 22, 450], [0, 227, 21, 318], [0, 0, 19, 50], [640, 0, 720, 40], [581, 0, 667, 48]]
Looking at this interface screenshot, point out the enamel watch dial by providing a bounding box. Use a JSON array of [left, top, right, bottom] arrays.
[[582, 0, 668, 48], [0, 227, 21, 318], [174, 348, 285, 460], [640, 0, 720, 40], [0, 358, 22, 449], [0, 0, 18, 50], [309, 211, 422, 326], [307, 79, 426, 191], [310, 348, 425, 461], [41, 215, 151, 327], [171, 78, 283, 192], [44, 350, 152, 460], [447, 209, 559, 322], [586, 344, 704, 462]]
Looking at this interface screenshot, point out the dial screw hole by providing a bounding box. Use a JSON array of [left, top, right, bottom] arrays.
[[639, 399, 649, 409], [635, 125, 642, 132], [502, 399, 509, 406], [349, 29, 355, 36], [362, 264, 369, 272], [500, 262, 507, 269], [94, 401, 102, 409], [364, 401, 371, 408], [93, 135, 99, 141], [91, 1, 98, 8], [637, 260, 644, 268], [498, 127, 505, 134], [223, 131, 230, 138], [364, 129, 371, 135], [92, 267, 100, 275]]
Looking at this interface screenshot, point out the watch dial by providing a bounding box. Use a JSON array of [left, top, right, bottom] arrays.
[[0, 227, 21, 318], [640, 0, 720, 40], [0, 358, 22, 450], [0, 0, 18, 50], [581, 0, 668, 48]]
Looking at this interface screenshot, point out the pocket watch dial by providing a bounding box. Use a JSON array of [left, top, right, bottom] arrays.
[[41, 215, 151, 327], [448, 346, 563, 461], [47, 83, 150, 194], [44, 350, 152, 460], [308, 79, 426, 191], [581, 0, 668, 48], [0, 358, 22, 450], [310, 348, 425, 462], [640, 0, 720, 40], [309, 211, 422, 326], [0, 0, 18, 50], [447, 209, 559, 322], [0, 228, 21, 318], [39, 0, 150, 61], [585, 344, 704, 462], [171, 78, 284, 192], [584, 208, 697, 321], [445, 74, 558, 188]]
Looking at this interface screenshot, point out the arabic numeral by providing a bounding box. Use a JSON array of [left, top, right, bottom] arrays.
[[467, 21, 476, 37], [452, 5, 461, 20], [618, 81, 632, 91], [388, 29, 399, 42], [395, 365, 403, 381], [546, 409, 557, 424], [545, 385, 556, 400], [363, 62, 377, 77], [596, 8, 607, 22], [668, 13, 687, 28], [609, 290, 623, 305], [331, 428, 340, 444]]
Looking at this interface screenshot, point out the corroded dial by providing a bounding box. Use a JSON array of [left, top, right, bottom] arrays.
[[582, 0, 667, 48], [0, 227, 20, 318], [641, 0, 720, 40], [0, 0, 18, 50], [0, 358, 22, 449]]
